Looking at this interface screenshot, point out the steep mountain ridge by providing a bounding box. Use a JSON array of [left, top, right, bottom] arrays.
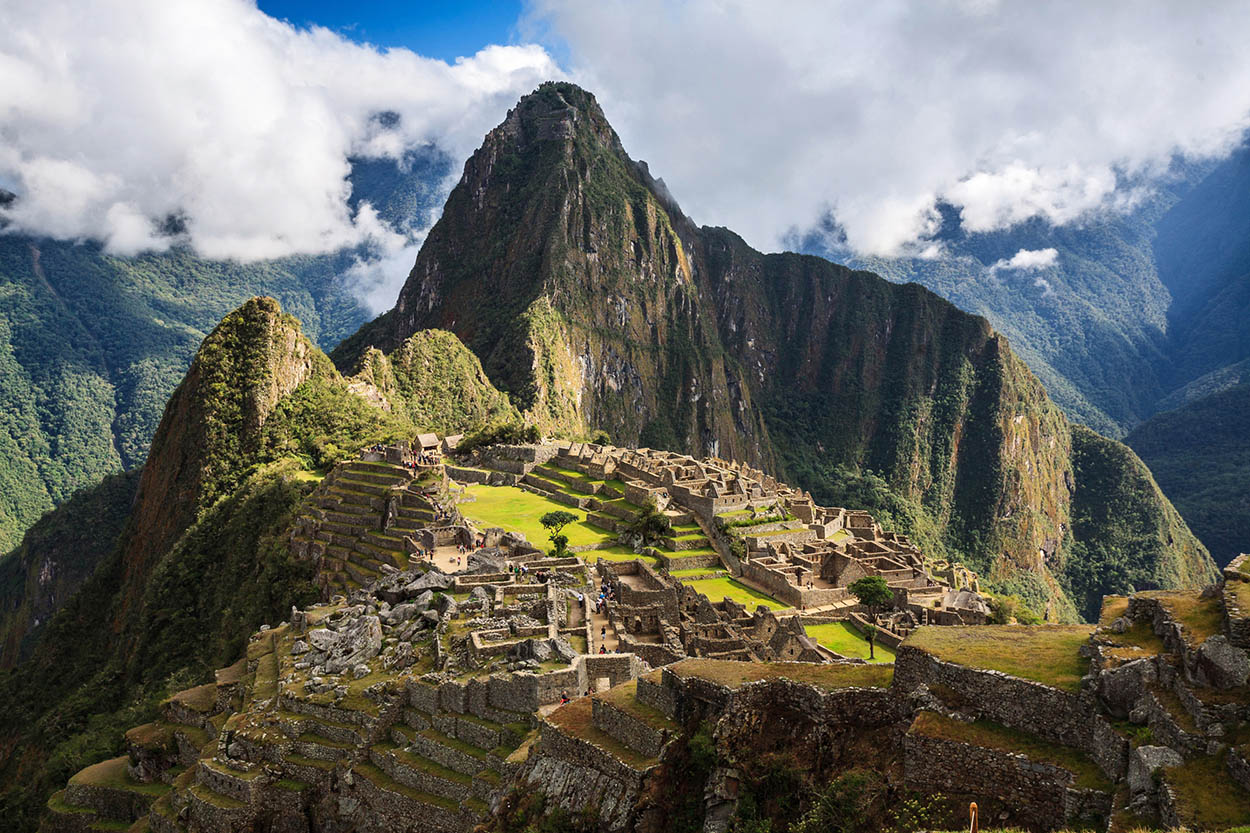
[[337, 82, 1215, 617], [0, 296, 516, 829]]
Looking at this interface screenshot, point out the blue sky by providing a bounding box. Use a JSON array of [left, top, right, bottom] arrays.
[[257, 0, 527, 62]]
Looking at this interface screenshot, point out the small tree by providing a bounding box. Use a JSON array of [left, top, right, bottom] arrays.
[[625, 498, 672, 549], [540, 510, 579, 557], [848, 575, 894, 620], [863, 623, 877, 660]]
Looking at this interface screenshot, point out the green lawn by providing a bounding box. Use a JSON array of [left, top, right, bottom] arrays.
[[459, 485, 617, 549], [540, 463, 597, 483], [905, 625, 1093, 692], [685, 577, 785, 610], [805, 622, 896, 663]]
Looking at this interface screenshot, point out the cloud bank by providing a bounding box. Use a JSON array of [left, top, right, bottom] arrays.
[[531, 0, 1250, 254], [0, 0, 558, 270]]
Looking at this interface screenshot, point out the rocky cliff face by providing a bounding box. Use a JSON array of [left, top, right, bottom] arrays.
[[115, 297, 317, 621], [336, 82, 1215, 616]]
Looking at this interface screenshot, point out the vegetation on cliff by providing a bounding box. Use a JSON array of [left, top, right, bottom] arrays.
[[1126, 384, 1250, 568], [0, 297, 514, 831], [0, 150, 448, 555], [0, 470, 138, 669]]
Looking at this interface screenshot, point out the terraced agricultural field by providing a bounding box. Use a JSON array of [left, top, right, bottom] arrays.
[[905, 625, 1094, 692]]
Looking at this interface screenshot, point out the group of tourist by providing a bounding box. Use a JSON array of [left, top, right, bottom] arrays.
[[505, 562, 551, 584], [594, 579, 616, 615]]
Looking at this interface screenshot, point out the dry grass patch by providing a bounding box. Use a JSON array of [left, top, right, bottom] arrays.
[[667, 658, 893, 691], [909, 711, 1110, 792], [904, 625, 1093, 692], [546, 697, 656, 769], [1165, 752, 1250, 830], [71, 756, 170, 796], [1229, 578, 1250, 613], [1098, 595, 1129, 625], [1138, 590, 1224, 646], [594, 680, 677, 732], [1098, 619, 1166, 668], [164, 682, 217, 713]]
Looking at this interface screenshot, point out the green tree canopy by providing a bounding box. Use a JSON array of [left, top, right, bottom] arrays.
[[848, 576, 894, 614], [540, 510, 579, 557]]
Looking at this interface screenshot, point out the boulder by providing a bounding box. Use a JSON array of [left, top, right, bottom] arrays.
[[407, 570, 452, 592], [1128, 745, 1183, 798], [1196, 635, 1250, 689], [510, 638, 554, 663], [553, 637, 579, 662], [291, 640, 310, 656], [323, 616, 384, 675], [382, 603, 417, 626], [384, 641, 416, 671], [470, 585, 493, 601], [307, 629, 340, 652], [469, 548, 508, 573], [1099, 657, 1155, 718]]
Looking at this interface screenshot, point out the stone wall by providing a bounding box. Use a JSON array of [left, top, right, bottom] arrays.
[[583, 654, 640, 690], [1223, 566, 1250, 650], [592, 698, 668, 758], [636, 673, 678, 718], [847, 611, 904, 649], [904, 732, 1112, 832], [1229, 746, 1250, 793], [445, 465, 489, 484], [893, 646, 1127, 782]]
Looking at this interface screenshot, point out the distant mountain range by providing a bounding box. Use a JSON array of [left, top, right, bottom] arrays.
[[0, 149, 450, 552], [812, 143, 1250, 443], [1, 88, 1245, 574]]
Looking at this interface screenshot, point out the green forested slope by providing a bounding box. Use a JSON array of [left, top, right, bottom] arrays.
[[1126, 384, 1250, 568], [0, 296, 512, 831]]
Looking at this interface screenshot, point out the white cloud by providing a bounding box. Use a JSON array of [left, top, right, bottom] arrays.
[[989, 248, 1058, 296], [989, 248, 1059, 273], [530, 0, 1250, 255], [0, 0, 559, 269]]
